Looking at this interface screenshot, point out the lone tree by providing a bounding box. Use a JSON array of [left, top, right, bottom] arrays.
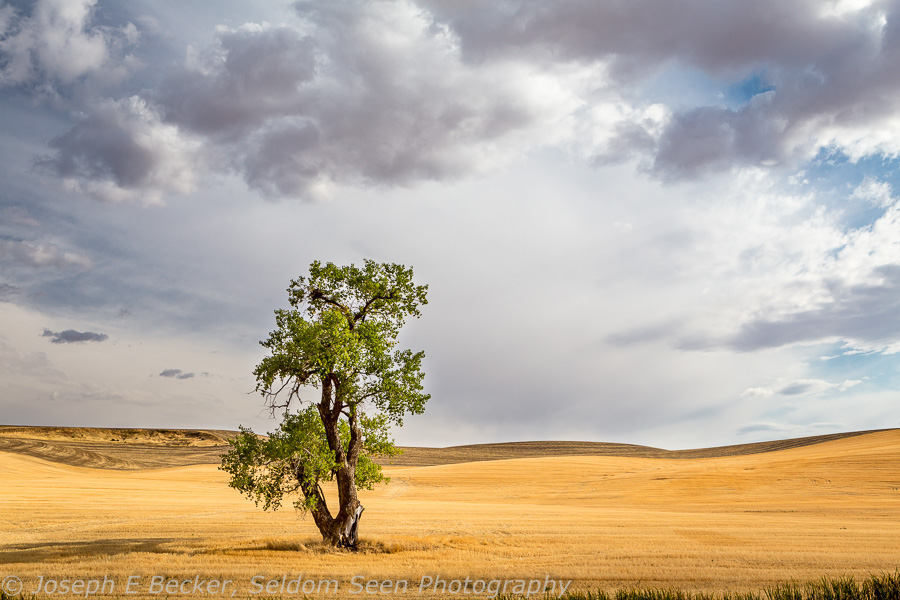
[[220, 260, 429, 548]]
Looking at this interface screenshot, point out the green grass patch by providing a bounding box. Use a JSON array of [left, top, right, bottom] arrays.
[[3, 572, 899, 600], [551, 573, 900, 600]]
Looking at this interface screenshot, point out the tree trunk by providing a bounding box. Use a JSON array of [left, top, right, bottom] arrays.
[[292, 459, 339, 545], [310, 378, 365, 549], [314, 507, 340, 546]]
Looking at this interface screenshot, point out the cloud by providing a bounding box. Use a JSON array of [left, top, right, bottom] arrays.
[[0, 240, 92, 269], [16, 0, 900, 200], [41, 328, 108, 344], [0, 337, 67, 382], [423, 0, 861, 72], [651, 99, 784, 179], [740, 387, 776, 399], [0, 282, 19, 301], [158, 25, 319, 139], [159, 368, 194, 380], [35, 96, 202, 204], [606, 174, 900, 356], [742, 378, 862, 399], [732, 264, 900, 352], [737, 422, 792, 436], [737, 420, 850, 437], [0, 206, 41, 227], [604, 320, 681, 347], [424, 0, 900, 177], [0, 0, 137, 92], [851, 177, 894, 208], [779, 381, 815, 396], [42, 1, 580, 201]]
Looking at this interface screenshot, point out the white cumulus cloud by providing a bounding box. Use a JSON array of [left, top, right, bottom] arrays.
[[0, 240, 91, 269], [0, 0, 139, 94]]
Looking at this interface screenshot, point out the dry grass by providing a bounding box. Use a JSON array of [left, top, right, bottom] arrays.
[[0, 429, 898, 598]]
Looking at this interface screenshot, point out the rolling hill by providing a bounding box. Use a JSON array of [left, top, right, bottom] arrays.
[[0, 424, 891, 469]]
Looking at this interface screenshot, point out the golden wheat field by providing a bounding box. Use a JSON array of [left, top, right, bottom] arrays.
[[1, 427, 899, 599]]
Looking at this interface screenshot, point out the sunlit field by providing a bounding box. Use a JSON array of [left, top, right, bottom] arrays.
[[1, 428, 898, 599]]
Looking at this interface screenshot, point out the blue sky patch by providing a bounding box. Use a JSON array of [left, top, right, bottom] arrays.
[[724, 72, 775, 107]]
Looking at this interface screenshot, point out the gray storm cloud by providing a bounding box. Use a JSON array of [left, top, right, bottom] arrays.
[[420, 0, 859, 70], [35, 1, 564, 202], [35, 96, 199, 204], [0, 240, 91, 269], [41, 328, 108, 344], [425, 0, 900, 177], [0, 282, 19, 300], [26, 0, 900, 200], [159, 368, 195, 380], [731, 265, 900, 352]]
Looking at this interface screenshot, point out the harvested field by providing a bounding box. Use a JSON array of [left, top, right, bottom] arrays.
[[0, 427, 237, 470], [0, 427, 898, 598]]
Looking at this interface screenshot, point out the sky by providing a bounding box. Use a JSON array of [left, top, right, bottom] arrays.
[[1, 0, 899, 450]]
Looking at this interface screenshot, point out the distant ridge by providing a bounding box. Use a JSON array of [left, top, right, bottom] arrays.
[[0, 427, 237, 470], [0, 425, 895, 470], [0, 426, 236, 444], [386, 429, 896, 466]]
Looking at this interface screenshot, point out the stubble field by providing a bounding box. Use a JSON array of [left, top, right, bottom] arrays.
[[0, 426, 898, 599]]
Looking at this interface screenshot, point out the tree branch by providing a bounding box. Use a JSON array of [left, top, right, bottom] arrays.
[[310, 289, 352, 323], [354, 290, 399, 324]]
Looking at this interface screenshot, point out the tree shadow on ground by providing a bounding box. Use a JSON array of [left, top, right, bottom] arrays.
[[0, 538, 191, 563]]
